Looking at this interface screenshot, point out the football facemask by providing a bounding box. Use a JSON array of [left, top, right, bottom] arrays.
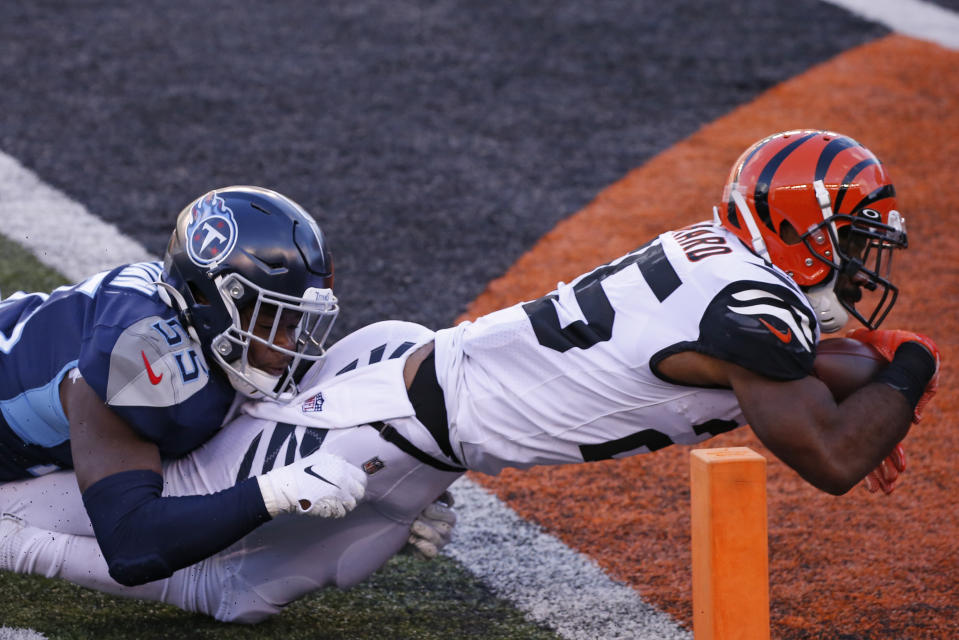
[[210, 273, 339, 399], [799, 207, 906, 332]]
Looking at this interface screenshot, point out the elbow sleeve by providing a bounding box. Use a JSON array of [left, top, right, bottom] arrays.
[[82, 469, 269, 586]]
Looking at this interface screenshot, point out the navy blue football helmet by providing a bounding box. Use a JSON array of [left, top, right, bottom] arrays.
[[161, 186, 337, 399]]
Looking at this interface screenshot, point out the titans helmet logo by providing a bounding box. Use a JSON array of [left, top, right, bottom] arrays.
[[186, 192, 238, 266]]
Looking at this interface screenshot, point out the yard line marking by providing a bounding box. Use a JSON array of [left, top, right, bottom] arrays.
[[823, 0, 959, 50], [448, 477, 691, 640], [0, 152, 153, 282], [0, 627, 49, 640]]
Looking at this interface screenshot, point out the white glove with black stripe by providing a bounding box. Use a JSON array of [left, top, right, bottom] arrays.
[[257, 451, 367, 518], [408, 491, 456, 559]]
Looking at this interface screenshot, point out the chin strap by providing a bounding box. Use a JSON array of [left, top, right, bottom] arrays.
[[155, 281, 204, 345]]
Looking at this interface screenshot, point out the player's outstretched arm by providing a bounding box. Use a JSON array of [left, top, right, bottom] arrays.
[[726, 337, 937, 495], [64, 374, 366, 586]]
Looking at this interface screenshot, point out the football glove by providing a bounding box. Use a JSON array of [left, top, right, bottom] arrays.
[[256, 451, 367, 518], [862, 442, 906, 495], [846, 328, 940, 424], [407, 491, 456, 559]]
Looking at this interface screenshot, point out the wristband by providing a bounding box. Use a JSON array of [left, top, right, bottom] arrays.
[[874, 342, 937, 409]]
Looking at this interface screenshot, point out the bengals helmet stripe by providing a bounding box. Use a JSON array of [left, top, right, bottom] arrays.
[[752, 131, 819, 231]]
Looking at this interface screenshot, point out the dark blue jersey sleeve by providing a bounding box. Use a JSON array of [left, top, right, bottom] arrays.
[[77, 286, 234, 457]]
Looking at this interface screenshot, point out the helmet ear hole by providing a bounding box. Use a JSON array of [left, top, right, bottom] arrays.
[[188, 284, 209, 306], [779, 220, 802, 245]]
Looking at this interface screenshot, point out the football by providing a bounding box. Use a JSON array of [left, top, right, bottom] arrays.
[[813, 337, 888, 401]]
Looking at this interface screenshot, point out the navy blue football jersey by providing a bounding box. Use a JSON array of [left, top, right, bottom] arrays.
[[0, 262, 234, 479]]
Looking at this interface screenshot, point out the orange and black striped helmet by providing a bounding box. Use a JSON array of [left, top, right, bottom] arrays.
[[717, 130, 907, 330]]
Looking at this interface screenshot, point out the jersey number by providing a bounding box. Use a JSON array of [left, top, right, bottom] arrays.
[[522, 240, 681, 353], [521, 239, 699, 461]]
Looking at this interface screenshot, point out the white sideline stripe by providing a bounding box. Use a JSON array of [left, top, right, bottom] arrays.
[[0, 151, 689, 638], [0, 152, 154, 283], [822, 0, 959, 50], [0, 628, 48, 640], [448, 478, 691, 640]]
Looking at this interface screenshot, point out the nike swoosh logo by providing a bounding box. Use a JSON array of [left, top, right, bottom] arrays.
[[758, 317, 792, 344], [140, 350, 164, 385], [303, 465, 339, 487]]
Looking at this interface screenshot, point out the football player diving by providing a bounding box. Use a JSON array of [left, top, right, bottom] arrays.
[[0, 130, 940, 623], [0, 186, 369, 588]]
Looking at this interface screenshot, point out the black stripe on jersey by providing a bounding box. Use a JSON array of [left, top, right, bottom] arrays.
[[261, 423, 296, 475], [389, 341, 416, 359], [369, 344, 386, 363], [692, 419, 739, 437], [580, 428, 673, 462], [336, 360, 359, 375], [298, 427, 328, 457], [235, 431, 263, 484], [234, 425, 330, 483], [335, 341, 418, 376], [637, 242, 681, 302]]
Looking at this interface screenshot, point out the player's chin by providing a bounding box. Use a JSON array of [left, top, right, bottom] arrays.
[[836, 285, 863, 305], [251, 361, 290, 378]]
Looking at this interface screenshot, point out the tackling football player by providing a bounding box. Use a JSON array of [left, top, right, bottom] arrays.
[[0, 131, 939, 621], [0, 186, 367, 587]]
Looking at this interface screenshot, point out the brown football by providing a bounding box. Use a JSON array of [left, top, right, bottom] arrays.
[[813, 337, 887, 401]]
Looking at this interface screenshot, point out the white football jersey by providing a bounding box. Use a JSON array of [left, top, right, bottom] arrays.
[[434, 221, 820, 474]]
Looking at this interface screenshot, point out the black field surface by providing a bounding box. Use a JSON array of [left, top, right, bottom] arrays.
[[0, 1, 887, 335]]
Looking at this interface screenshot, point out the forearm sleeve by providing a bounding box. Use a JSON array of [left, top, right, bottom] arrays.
[[81, 469, 270, 586]]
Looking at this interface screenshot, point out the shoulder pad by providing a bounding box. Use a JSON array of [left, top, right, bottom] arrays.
[[103, 262, 164, 297], [105, 315, 212, 407], [698, 280, 818, 380]]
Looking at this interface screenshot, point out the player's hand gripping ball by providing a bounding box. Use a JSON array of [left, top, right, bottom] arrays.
[[847, 328, 940, 424]]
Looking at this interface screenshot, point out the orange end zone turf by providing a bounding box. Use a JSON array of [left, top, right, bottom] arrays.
[[691, 448, 769, 640]]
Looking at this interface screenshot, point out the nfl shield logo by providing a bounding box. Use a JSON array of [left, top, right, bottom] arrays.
[[362, 457, 385, 475], [186, 191, 238, 266], [302, 392, 324, 413]]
